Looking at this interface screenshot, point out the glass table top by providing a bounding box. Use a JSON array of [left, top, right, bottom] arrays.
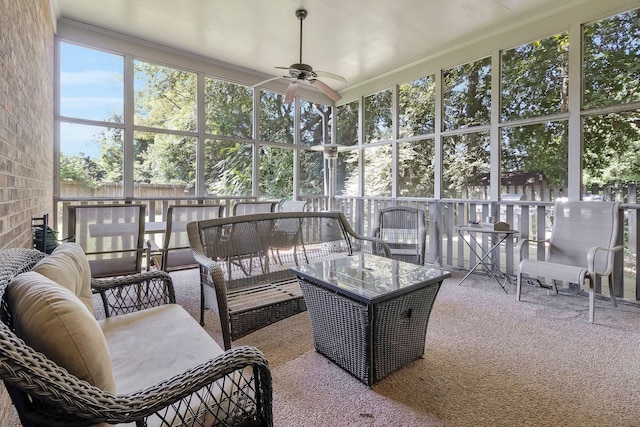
[[291, 253, 450, 304]]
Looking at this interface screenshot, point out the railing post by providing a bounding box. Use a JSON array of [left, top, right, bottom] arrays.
[[354, 198, 365, 236], [613, 208, 625, 298], [428, 200, 442, 266]]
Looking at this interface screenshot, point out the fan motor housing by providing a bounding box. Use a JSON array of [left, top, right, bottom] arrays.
[[288, 63, 315, 79]]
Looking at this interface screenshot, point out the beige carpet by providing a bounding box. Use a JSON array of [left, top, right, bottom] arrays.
[[170, 268, 640, 427], [7, 269, 640, 426]]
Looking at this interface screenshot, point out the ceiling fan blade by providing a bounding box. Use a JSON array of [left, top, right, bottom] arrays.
[[314, 70, 347, 83], [310, 79, 341, 102], [252, 75, 287, 88], [284, 81, 298, 104], [275, 66, 291, 70]]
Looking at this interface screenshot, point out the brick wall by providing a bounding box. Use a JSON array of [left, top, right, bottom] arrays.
[[0, 0, 54, 251], [0, 0, 54, 423]]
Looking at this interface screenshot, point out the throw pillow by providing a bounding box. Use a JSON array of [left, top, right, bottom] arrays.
[[32, 242, 94, 314], [8, 272, 116, 393]]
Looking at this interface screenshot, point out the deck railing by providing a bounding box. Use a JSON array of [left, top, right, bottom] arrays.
[[54, 195, 639, 303], [336, 196, 639, 302]]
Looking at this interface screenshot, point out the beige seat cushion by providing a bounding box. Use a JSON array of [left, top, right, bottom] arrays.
[[32, 242, 94, 314], [8, 272, 116, 393], [100, 304, 224, 394], [102, 304, 234, 427]]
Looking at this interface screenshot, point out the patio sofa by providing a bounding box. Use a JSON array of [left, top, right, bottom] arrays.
[[0, 243, 272, 426], [187, 211, 391, 350]]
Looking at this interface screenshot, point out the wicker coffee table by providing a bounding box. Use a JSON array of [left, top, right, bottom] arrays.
[[291, 253, 450, 386]]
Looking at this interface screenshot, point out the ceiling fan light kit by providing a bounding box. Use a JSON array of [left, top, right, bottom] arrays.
[[256, 8, 345, 104]]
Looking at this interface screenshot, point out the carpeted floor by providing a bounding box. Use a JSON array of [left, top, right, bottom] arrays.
[[7, 267, 640, 426], [169, 268, 640, 427]]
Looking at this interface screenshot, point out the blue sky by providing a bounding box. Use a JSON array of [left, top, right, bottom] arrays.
[[60, 42, 123, 157]]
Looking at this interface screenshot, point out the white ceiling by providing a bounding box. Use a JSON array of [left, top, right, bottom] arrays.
[[54, 0, 583, 95]]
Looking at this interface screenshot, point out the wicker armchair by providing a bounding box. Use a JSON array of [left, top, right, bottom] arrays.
[[0, 247, 273, 426], [371, 206, 426, 265]]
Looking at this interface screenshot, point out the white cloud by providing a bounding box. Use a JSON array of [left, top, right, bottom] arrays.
[[60, 70, 122, 87]]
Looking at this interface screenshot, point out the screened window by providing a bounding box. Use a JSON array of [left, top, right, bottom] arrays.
[[442, 132, 490, 199], [60, 43, 123, 122], [340, 151, 360, 196], [300, 150, 324, 196], [399, 139, 435, 197], [260, 91, 294, 144], [501, 33, 569, 121], [398, 76, 436, 138], [204, 139, 253, 197], [584, 112, 640, 195], [336, 100, 359, 146], [583, 9, 640, 109], [259, 146, 294, 198], [501, 122, 568, 201], [363, 145, 392, 196], [300, 100, 327, 146], [133, 132, 196, 197], [364, 89, 393, 143], [582, 8, 640, 201], [59, 123, 123, 198], [443, 58, 491, 131], [205, 78, 253, 138], [134, 61, 196, 132]]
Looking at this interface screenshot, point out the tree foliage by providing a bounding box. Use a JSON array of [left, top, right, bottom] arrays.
[[582, 9, 640, 193]]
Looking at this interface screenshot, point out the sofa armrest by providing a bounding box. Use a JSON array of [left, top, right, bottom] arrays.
[[92, 270, 176, 317], [338, 214, 391, 258], [1, 332, 272, 426], [122, 345, 273, 426]]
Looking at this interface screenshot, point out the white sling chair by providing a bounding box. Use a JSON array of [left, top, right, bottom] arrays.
[[516, 201, 623, 323]]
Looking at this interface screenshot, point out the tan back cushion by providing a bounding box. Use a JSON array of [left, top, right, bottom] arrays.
[[8, 272, 116, 393], [32, 242, 94, 314]]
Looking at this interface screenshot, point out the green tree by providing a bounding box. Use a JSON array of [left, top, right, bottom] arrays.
[[59, 153, 102, 187], [500, 34, 570, 195], [399, 76, 436, 138], [582, 9, 640, 196]]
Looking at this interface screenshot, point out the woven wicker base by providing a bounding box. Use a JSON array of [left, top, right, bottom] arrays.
[[299, 278, 442, 386]]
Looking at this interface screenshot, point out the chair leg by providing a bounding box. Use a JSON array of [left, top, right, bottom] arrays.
[[588, 288, 595, 323], [516, 273, 522, 301], [608, 275, 618, 308]]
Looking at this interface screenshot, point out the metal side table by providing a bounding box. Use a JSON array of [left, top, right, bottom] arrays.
[[457, 226, 519, 293]]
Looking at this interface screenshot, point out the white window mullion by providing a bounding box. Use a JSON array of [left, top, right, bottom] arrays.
[[568, 21, 583, 201], [293, 99, 301, 200], [358, 96, 365, 198], [253, 89, 261, 198], [490, 50, 501, 202], [123, 55, 135, 199], [53, 37, 61, 199], [392, 84, 399, 199], [434, 71, 443, 199], [196, 73, 206, 198]]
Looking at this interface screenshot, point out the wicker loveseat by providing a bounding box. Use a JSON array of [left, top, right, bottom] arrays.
[[0, 244, 272, 426], [187, 211, 391, 350]]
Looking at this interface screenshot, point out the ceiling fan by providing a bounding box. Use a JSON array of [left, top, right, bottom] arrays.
[[254, 8, 346, 104]]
